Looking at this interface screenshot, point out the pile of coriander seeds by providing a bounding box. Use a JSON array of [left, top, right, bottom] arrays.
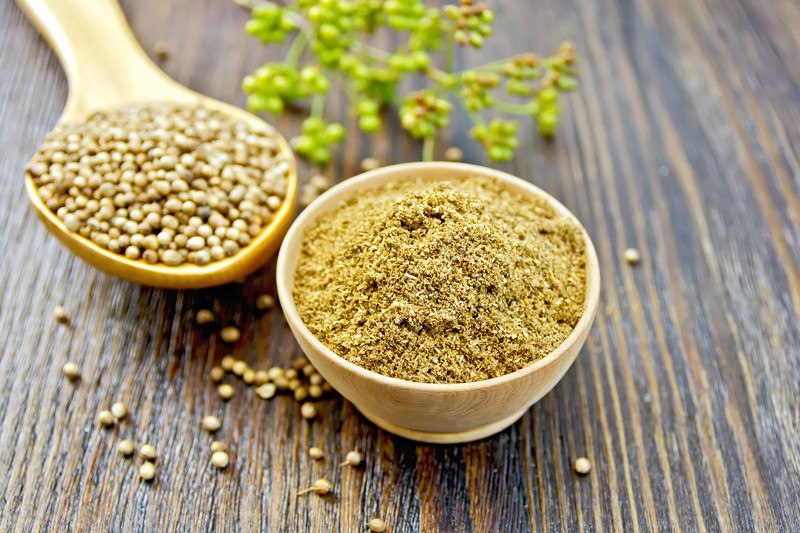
[[27, 104, 290, 266]]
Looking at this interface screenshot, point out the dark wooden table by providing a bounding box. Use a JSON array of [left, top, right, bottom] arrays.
[[2, 0, 798, 531]]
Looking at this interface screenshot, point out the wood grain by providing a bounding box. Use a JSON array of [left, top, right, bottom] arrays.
[[1, 0, 798, 531]]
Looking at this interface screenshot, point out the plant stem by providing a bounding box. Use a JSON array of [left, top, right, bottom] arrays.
[[445, 34, 456, 73], [493, 100, 530, 115], [284, 31, 308, 68], [311, 93, 325, 118], [422, 136, 435, 161]]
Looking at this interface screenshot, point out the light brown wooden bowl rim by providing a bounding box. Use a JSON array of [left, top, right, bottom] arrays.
[[26, 102, 298, 289], [277, 161, 601, 392]]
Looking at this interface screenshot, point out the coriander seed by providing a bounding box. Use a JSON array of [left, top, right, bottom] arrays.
[[574, 457, 591, 475], [211, 441, 227, 453], [221, 356, 236, 371], [340, 450, 362, 467], [273, 376, 289, 390], [209, 366, 226, 383], [118, 439, 135, 457], [256, 294, 275, 310], [292, 356, 309, 370], [202, 415, 222, 433], [140, 444, 157, 461], [308, 385, 323, 399], [309, 373, 323, 386], [300, 402, 317, 419], [139, 461, 156, 481], [218, 384, 235, 401], [255, 383, 276, 400], [301, 364, 315, 377], [360, 157, 380, 171], [298, 478, 332, 496], [444, 146, 464, 162], [294, 387, 309, 402], [211, 450, 230, 469], [243, 369, 256, 385], [196, 309, 215, 325], [267, 367, 284, 380], [232, 360, 248, 377], [284, 368, 298, 380], [62, 361, 80, 381], [308, 446, 324, 460], [254, 370, 269, 385], [97, 410, 115, 428], [624, 248, 641, 265], [54, 306, 69, 324], [220, 326, 241, 343], [153, 41, 169, 60], [368, 518, 387, 532], [288, 378, 301, 391], [111, 401, 128, 420]]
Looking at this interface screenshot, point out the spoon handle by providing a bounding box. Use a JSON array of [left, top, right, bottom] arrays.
[[16, 0, 189, 121]]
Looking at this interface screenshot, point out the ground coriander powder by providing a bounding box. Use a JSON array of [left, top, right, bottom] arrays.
[[293, 176, 587, 384]]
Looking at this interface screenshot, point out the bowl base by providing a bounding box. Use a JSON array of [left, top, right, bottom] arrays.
[[360, 405, 530, 444]]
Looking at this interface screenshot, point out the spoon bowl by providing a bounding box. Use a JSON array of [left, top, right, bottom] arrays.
[[18, 0, 297, 288], [277, 162, 601, 443]]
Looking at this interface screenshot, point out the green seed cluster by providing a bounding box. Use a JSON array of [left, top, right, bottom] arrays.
[[399, 92, 452, 139], [301, 0, 358, 66], [293, 118, 345, 164], [444, 0, 494, 48], [383, 0, 426, 30], [244, 63, 329, 115], [245, 3, 295, 43], [460, 72, 500, 112], [471, 119, 518, 162], [27, 104, 289, 266]]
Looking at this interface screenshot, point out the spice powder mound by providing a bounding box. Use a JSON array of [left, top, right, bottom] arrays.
[[293, 176, 587, 384]]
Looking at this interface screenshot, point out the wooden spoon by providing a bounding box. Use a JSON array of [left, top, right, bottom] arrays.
[[17, 0, 297, 289]]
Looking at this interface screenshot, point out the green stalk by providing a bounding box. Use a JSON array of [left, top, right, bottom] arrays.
[[422, 136, 435, 161], [445, 33, 456, 73], [311, 93, 325, 118], [493, 100, 530, 115], [284, 31, 309, 68]]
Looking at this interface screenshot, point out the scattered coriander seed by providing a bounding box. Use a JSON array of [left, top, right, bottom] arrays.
[[217, 384, 235, 401], [140, 444, 157, 461], [284, 368, 298, 380], [153, 41, 170, 60], [268, 367, 284, 380], [97, 410, 115, 428], [294, 387, 309, 402], [624, 248, 641, 265], [273, 376, 289, 390], [444, 146, 464, 162], [574, 457, 592, 475], [308, 446, 324, 460], [340, 450, 362, 467], [298, 478, 332, 496], [256, 294, 275, 310], [254, 370, 269, 385], [62, 361, 80, 381], [288, 379, 301, 391], [321, 382, 334, 393], [221, 356, 236, 371], [300, 402, 317, 419], [309, 174, 331, 191], [139, 461, 156, 481], [111, 401, 128, 420], [196, 309, 215, 325], [232, 360, 249, 377], [54, 306, 69, 324], [308, 385, 323, 399], [210, 366, 226, 383], [211, 450, 230, 469], [255, 383, 277, 399], [292, 356, 309, 370], [360, 157, 380, 171], [301, 364, 316, 377], [202, 415, 222, 433], [309, 373, 323, 386], [118, 439, 135, 457], [211, 441, 227, 453], [243, 369, 256, 385], [220, 326, 241, 343], [368, 518, 387, 532]]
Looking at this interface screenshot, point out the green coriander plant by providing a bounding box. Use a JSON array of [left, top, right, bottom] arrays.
[[240, 0, 578, 164]]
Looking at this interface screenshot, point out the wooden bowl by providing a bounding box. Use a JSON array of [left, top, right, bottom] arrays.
[[277, 162, 600, 443]]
